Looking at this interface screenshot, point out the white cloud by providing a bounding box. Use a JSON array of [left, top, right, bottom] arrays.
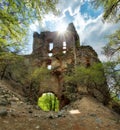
[[29, 21, 39, 32], [56, 0, 83, 16], [28, 0, 120, 61], [73, 12, 120, 61], [56, 0, 115, 61]]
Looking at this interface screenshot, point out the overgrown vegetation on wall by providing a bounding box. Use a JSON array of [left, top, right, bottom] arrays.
[[65, 63, 110, 104]]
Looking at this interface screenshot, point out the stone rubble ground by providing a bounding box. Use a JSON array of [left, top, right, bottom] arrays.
[[0, 80, 120, 130]]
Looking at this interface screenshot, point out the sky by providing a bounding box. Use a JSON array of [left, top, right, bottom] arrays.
[[28, 0, 120, 61]]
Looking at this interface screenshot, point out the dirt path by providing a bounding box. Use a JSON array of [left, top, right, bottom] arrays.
[[0, 81, 120, 130]]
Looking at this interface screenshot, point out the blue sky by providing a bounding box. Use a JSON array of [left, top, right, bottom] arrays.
[[29, 0, 120, 61]]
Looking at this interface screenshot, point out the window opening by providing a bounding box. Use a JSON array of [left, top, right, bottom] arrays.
[[47, 65, 52, 70], [63, 41, 66, 46], [47, 43, 53, 69], [63, 46, 66, 49], [48, 43, 53, 57], [48, 53, 53, 57], [49, 43, 53, 51], [63, 51, 66, 54], [63, 41, 67, 54]]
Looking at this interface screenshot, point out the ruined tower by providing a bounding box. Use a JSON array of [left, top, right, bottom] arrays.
[[32, 23, 80, 55], [32, 23, 80, 70], [24, 23, 110, 107]]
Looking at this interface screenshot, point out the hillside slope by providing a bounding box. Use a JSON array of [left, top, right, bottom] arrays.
[[0, 80, 120, 130]]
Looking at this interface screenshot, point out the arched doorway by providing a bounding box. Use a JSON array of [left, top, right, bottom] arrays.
[[38, 92, 59, 112]]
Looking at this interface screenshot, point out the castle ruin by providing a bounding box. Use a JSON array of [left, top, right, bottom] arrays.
[[24, 23, 110, 108]]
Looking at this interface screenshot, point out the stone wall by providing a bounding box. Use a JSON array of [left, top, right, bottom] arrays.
[[76, 46, 100, 67], [32, 23, 80, 57], [22, 23, 110, 108]]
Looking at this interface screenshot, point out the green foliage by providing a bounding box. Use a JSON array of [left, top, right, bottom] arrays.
[[102, 30, 120, 100], [111, 93, 120, 102], [92, 0, 120, 60], [38, 93, 59, 112], [12, 65, 51, 102], [102, 29, 120, 58], [0, 0, 59, 82], [0, 0, 27, 52], [0, 0, 59, 52], [65, 63, 105, 87], [103, 61, 120, 98], [28, 67, 51, 85], [0, 52, 24, 79], [21, 66, 51, 100], [93, 0, 120, 102], [92, 0, 120, 22]]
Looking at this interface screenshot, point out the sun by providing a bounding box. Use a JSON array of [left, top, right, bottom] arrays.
[[58, 27, 66, 34], [56, 22, 67, 34]]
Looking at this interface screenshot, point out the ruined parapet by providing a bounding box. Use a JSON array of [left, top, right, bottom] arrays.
[[32, 23, 80, 73], [32, 23, 80, 57], [76, 46, 100, 67]]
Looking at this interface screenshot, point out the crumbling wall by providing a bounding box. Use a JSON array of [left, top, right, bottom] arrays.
[[32, 23, 80, 56], [23, 23, 110, 108], [76, 46, 100, 66]]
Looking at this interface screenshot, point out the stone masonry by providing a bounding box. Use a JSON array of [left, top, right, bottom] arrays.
[[25, 23, 110, 108]]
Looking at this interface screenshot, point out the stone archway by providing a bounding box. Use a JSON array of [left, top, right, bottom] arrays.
[[37, 92, 59, 112]]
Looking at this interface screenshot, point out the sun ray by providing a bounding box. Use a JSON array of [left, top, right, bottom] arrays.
[[56, 22, 67, 34]]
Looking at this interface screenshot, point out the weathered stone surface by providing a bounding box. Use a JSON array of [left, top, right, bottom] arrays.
[[32, 23, 80, 57], [76, 45, 100, 66], [4, 23, 110, 108], [0, 81, 22, 107], [0, 109, 8, 117], [21, 23, 110, 108]]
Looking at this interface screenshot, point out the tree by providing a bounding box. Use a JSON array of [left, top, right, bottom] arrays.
[[102, 31, 120, 100], [102, 29, 120, 58], [23, 66, 51, 102], [25, 66, 51, 89], [92, 0, 120, 59], [0, 0, 58, 52], [92, 0, 120, 101], [0, 52, 24, 80], [92, 0, 120, 22], [65, 63, 110, 104], [65, 63, 105, 88], [0, 0, 59, 81], [103, 61, 120, 98]]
